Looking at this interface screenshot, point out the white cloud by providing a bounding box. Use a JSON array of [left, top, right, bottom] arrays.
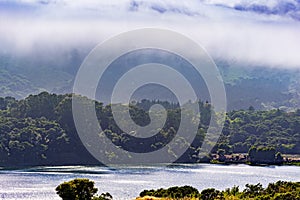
[[0, 0, 300, 68], [203, 0, 300, 20]]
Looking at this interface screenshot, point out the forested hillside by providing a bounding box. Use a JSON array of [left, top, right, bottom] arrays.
[[1, 52, 300, 111], [0, 92, 299, 167]]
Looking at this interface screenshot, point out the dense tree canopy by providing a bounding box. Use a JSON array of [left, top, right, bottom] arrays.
[[0, 92, 299, 166]]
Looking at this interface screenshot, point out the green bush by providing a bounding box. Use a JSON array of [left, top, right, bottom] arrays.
[[56, 178, 113, 200]]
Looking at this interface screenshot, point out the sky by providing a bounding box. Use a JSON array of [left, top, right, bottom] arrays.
[[0, 0, 300, 68]]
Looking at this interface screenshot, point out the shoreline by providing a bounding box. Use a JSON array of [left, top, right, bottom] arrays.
[[1, 160, 300, 171], [209, 153, 300, 166]]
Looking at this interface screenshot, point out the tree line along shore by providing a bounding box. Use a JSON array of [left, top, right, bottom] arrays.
[[0, 92, 300, 167]]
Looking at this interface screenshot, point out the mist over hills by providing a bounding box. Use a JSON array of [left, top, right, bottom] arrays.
[[1, 48, 300, 111]]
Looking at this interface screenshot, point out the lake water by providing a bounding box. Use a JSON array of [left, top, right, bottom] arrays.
[[0, 164, 299, 200]]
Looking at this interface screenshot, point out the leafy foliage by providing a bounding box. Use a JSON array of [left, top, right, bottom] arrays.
[[140, 185, 200, 199], [0, 92, 300, 166], [56, 178, 113, 200], [0, 116, 67, 165], [216, 108, 300, 155], [138, 181, 300, 199]]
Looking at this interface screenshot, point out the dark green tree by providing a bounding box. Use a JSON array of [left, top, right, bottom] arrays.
[[217, 149, 226, 162], [56, 178, 98, 200], [200, 188, 222, 200], [243, 183, 263, 197], [248, 146, 276, 164]]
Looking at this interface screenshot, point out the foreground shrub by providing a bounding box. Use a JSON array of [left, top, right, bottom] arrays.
[[56, 178, 112, 200]]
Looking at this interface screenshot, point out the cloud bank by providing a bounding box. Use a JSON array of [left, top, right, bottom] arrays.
[[0, 0, 300, 68], [204, 0, 300, 20]]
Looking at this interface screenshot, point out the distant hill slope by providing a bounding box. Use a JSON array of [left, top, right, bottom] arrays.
[[1, 50, 300, 111]]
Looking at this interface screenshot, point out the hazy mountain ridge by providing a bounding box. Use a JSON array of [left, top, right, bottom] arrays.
[[0, 50, 300, 111]]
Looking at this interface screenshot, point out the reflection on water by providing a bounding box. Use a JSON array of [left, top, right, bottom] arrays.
[[0, 164, 299, 200]]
